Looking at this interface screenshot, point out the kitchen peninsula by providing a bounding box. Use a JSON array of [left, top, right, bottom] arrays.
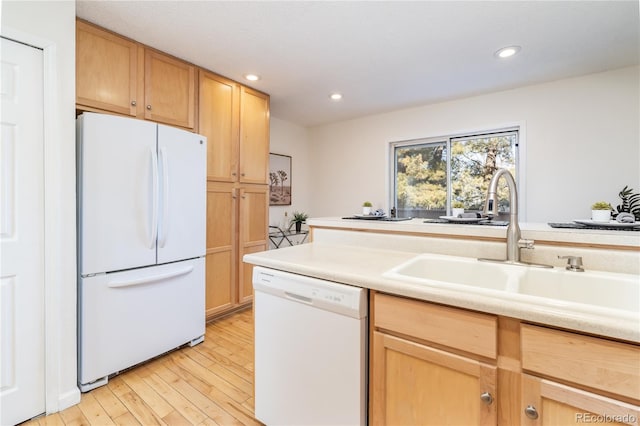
[[245, 217, 640, 426]]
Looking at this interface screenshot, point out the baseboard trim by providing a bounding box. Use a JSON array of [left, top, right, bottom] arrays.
[[54, 387, 81, 413]]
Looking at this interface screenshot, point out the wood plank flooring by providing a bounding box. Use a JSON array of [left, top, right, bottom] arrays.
[[23, 309, 260, 426]]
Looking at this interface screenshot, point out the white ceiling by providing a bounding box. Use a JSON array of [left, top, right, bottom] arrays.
[[76, 1, 639, 128]]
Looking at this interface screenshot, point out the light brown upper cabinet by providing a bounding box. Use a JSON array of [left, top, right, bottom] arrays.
[[76, 19, 196, 130], [199, 71, 240, 182], [239, 86, 270, 184], [144, 49, 195, 129], [199, 72, 270, 184], [76, 20, 139, 116]]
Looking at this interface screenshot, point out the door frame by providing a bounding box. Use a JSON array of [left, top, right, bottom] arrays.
[[1, 26, 81, 413]]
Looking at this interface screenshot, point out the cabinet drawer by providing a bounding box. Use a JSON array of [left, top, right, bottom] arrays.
[[521, 324, 640, 401], [373, 293, 497, 359]]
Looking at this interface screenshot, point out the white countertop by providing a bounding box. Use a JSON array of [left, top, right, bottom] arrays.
[[307, 217, 640, 248], [244, 242, 640, 343]]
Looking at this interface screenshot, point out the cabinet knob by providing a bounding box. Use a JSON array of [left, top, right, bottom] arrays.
[[131, 100, 137, 106], [524, 405, 539, 420], [232, 172, 237, 176], [480, 392, 493, 405], [241, 173, 245, 177], [146, 105, 152, 110]]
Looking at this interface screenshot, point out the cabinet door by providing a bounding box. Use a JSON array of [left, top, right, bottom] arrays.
[[205, 183, 237, 318], [76, 20, 138, 115], [239, 87, 269, 184], [371, 331, 497, 426], [238, 185, 268, 304], [521, 374, 640, 426], [199, 71, 240, 182], [144, 49, 196, 129]]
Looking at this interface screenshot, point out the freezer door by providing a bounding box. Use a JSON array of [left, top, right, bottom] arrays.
[[156, 124, 207, 264], [78, 258, 205, 387], [78, 113, 158, 275]]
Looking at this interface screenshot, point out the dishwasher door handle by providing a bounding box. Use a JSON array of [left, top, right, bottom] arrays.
[[284, 291, 313, 304]]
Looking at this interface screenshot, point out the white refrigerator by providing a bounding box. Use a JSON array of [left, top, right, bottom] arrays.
[[77, 113, 207, 392]]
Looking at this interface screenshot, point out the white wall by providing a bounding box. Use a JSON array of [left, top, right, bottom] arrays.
[[269, 117, 312, 230], [2, 0, 80, 412], [308, 66, 640, 222]]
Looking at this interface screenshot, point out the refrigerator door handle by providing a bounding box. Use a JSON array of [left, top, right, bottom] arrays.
[[107, 265, 194, 288], [158, 147, 169, 248], [149, 147, 159, 249]]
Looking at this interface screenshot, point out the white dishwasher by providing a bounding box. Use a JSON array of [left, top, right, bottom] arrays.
[[253, 266, 367, 426]]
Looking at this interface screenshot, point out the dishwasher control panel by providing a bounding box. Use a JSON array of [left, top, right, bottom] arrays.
[[253, 266, 367, 319]]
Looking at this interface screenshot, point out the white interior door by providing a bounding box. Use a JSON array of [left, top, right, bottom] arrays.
[[0, 37, 46, 425]]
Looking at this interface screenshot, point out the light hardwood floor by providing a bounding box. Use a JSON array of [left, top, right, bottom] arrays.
[[23, 309, 260, 426]]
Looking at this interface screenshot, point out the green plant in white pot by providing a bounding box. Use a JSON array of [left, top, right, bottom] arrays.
[[362, 201, 373, 215], [591, 201, 612, 222], [452, 201, 465, 217]]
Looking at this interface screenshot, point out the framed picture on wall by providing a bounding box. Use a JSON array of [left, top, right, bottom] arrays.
[[269, 153, 292, 206]]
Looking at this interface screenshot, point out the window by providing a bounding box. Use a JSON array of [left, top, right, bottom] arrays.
[[391, 129, 519, 219]]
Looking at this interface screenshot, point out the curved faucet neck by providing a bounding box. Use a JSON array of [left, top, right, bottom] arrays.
[[486, 169, 522, 262], [487, 168, 518, 216]]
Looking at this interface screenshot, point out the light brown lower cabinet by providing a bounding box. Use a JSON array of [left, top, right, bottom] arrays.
[[369, 292, 640, 426], [521, 375, 640, 426], [520, 323, 640, 426], [370, 292, 498, 426], [205, 182, 267, 320], [238, 185, 268, 304], [371, 331, 497, 425]]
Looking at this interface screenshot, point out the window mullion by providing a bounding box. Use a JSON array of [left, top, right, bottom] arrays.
[[446, 138, 452, 215]]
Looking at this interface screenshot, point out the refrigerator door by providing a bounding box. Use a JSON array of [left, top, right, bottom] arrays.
[[156, 124, 207, 264], [78, 113, 158, 275], [78, 258, 205, 388]]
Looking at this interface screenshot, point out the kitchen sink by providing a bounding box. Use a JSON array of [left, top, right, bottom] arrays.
[[383, 253, 522, 292], [517, 268, 639, 314], [384, 253, 639, 318]]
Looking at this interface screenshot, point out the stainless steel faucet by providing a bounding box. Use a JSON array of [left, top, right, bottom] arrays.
[[480, 168, 551, 267]]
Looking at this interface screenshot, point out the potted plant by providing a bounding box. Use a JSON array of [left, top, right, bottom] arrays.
[[291, 211, 308, 233], [615, 186, 640, 221], [452, 201, 465, 217], [591, 201, 612, 222], [362, 201, 373, 215]]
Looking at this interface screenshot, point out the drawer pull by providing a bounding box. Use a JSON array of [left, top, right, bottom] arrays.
[[524, 405, 539, 420], [480, 392, 493, 405]]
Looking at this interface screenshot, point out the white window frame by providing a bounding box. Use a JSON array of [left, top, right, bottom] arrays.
[[388, 125, 526, 220]]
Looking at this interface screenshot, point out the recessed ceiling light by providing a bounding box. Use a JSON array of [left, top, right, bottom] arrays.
[[495, 46, 521, 59], [244, 74, 260, 81], [329, 93, 343, 101]]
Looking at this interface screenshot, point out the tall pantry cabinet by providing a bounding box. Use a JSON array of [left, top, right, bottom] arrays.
[[199, 70, 270, 319]]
